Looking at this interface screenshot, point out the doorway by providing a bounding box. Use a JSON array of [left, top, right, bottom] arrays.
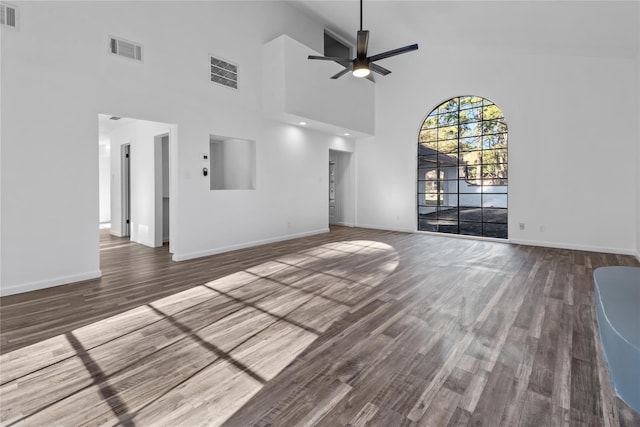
[[155, 134, 170, 245], [328, 149, 354, 227], [97, 114, 176, 251], [329, 160, 337, 224]]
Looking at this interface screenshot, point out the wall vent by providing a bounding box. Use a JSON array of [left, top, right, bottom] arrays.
[[210, 56, 238, 89], [110, 37, 142, 61], [0, 2, 18, 29]]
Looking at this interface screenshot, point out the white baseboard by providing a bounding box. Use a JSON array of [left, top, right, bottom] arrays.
[[355, 223, 414, 233], [172, 228, 330, 261], [351, 225, 638, 258], [110, 230, 123, 237], [135, 238, 161, 249], [0, 270, 102, 297], [509, 238, 637, 256], [332, 222, 355, 227]]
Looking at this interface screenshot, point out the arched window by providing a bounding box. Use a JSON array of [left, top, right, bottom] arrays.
[[417, 96, 508, 238]]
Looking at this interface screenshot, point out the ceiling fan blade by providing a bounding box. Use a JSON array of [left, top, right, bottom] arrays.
[[357, 30, 369, 58], [370, 63, 392, 76], [368, 44, 419, 62], [330, 67, 352, 79], [308, 55, 352, 68], [308, 55, 343, 60]]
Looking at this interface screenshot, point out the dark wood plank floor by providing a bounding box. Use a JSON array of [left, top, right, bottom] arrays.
[[1, 226, 639, 426]]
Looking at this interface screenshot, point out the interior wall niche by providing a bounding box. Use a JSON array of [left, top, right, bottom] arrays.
[[209, 136, 256, 190]]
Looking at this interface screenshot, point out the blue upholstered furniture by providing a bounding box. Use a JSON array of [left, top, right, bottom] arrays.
[[594, 266, 640, 413]]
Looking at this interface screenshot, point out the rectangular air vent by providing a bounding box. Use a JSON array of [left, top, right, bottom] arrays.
[[110, 37, 142, 61], [0, 2, 18, 29], [210, 56, 238, 89]]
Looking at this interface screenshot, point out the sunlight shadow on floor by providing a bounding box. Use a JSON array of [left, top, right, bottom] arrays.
[[0, 240, 398, 426]]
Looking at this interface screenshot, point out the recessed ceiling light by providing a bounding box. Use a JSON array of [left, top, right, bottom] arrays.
[[344, 133, 350, 136], [299, 121, 307, 126]]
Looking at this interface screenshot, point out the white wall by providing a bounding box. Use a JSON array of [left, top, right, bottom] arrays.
[[98, 139, 111, 223], [0, 1, 344, 295], [263, 35, 375, 137], [357, 44, 638, 254], [177, 122, 336, 260], [109, 119, 174, 248], [1, 1, 103, 293]]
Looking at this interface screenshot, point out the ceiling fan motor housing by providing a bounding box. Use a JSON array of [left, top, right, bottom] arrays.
[[354, 57, 369, 70]]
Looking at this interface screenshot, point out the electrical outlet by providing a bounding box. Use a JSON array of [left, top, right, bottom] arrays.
[[519, 223, 525, 230]]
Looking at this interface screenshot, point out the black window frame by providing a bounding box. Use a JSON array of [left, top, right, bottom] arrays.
[[417, 96, 508, 239]]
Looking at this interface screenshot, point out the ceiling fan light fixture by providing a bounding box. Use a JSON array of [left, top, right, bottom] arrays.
[[352, 66, 370, 78], [353, 58, 370, 77]]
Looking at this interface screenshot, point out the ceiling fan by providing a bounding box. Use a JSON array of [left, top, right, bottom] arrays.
[[308, 0, 418, 81]]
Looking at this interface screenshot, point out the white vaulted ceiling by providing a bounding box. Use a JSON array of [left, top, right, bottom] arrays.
[[291, 1, 639, 59]]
